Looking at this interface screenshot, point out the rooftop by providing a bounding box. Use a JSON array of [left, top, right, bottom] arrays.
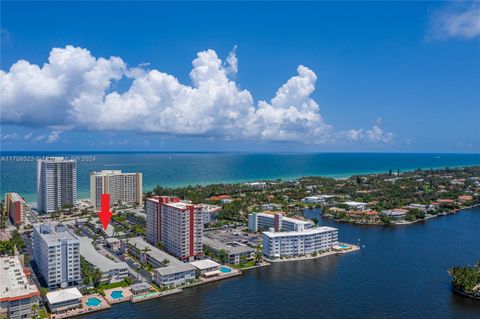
[[78, 236, 128, 272], [203, 236, 255, 255], [189, 259, 220, 270], [33, 223, 79, 243], [46, 288, 82, 305], [0, 256, 39, 302], [91, 170, 140, 176], [127, 237, 182, 266], [154, 263, 195, 276], [6, 192, 24, 203], [254, 212, 313, 225]]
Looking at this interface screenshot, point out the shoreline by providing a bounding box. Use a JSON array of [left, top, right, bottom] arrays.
[[322, 204, 480, 227], [265, 244, 360, 263], [452, 286, 480, 301], [21, 163, 480, 205]]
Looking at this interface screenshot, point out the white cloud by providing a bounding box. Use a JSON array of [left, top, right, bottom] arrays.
[[46, 130, 61, 143], [428, 3, 480, 39], [0, 45, 394, 145], [224, 45, 238, 74], [24, 132, 33, 140], [1, 132, 18, 141]]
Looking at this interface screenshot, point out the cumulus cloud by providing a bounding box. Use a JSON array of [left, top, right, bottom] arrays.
[[428, 3, 480, 39], [1, 132, 19, 141], [0, 45, 394, 145]]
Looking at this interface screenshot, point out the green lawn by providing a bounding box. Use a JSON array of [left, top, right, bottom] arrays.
[[231, 261, 256, 269], [98, 280, 129, 291]]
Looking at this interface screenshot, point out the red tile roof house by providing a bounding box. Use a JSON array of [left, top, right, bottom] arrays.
[[458, 195, 473, 202]]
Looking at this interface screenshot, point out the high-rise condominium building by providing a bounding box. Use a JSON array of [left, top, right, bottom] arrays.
[[32, 223, 81, 289], [5, 193, 25, 225], [90, 170, 143, 209], [36, 157, 77, 213], [146, 196, 203, 261]]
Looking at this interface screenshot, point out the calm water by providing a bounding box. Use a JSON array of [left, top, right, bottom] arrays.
[[80, 207, 480, 319], [1, 152, 479, 202]]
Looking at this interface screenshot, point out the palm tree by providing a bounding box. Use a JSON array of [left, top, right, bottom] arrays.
[[141, 246, 151, 264], [92, 268, 103, 288], [254, 245, 263, 265], [31, 303, 39, 319]]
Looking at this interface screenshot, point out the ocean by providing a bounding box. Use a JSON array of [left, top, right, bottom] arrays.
[[1, 152, 479, 202]]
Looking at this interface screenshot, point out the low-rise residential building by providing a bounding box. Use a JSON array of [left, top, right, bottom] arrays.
[[189, 259, 220, 275], [0, 256, 40, 319], [248, 212, 314, 232], [301, 195, 335, 204], [406, 204, 428, 211], [262, 226, 338, 259], [381, 209, 408, 220], [153, 264, 196, 287], [78, 237, 128, 283], [203, 237, 255, 265], [346, 210, 380, 223], [123, 237, 179, 269], [45, 288, 82, 314], [105, 238, 121, 251], [129, 282, 152, 295], [124, 237, 197, 287], [4, 193, 25, 226], [458, 195, 473, 202], [343, 201, 367, 210], [32, 223, 81, 289]]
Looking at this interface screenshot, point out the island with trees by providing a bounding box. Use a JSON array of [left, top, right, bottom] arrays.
[[449, 261, 480, 300]]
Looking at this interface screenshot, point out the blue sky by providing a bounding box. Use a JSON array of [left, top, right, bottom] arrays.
[[1, 1, 479, 152]]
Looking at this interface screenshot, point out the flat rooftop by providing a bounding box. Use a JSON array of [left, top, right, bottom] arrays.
[[127, 237, 182, 266], [0, 256, 39, 301], [255, 212, 313, 225], [46, 287, 82, 305], [33, 223, 78, 243], [190, 259, 220, 270], [203, 236, 255, 255], [78, 236, 128, 272], [154, 263, 195, 276], [263, 226, 338, 238]]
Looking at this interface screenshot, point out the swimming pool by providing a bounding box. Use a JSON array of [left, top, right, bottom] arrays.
[[339, 245, 350, 249], [110, 290, 124, 299], [86, 297, 102, 307], [219, 266, 232, 273]]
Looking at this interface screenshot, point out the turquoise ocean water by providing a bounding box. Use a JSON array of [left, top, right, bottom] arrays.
[[1, 152, 479, 202]]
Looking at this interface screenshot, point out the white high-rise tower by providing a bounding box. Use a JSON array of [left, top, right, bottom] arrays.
[[36, 157, 77, 213]]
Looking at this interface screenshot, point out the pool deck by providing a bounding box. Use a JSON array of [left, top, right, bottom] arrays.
[[199, 268, 242, 284], [51, 294, 110, 319], [131, 288, 182, 303], [104, 287, 133, 304]]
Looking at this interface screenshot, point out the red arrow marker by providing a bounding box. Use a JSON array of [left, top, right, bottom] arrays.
[[98, 193, 112, 231]]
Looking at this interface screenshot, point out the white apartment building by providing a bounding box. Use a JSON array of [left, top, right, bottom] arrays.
[[248, 212, 314, 232], [78, 236, 128, 283], [262, 226, 338, 259], [36, 157, 77, 213], [146, 196, 203, 261], [32, 223, 81, 289], [90, 170, 143, 209], [0, 256, 40, 319], [153, 264, 196, 287]]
